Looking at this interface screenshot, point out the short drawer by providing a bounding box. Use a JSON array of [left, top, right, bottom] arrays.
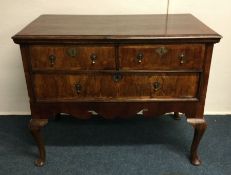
[[30, 45, 115, 70], [33, 73, 199, 101], [119, 44, 205, 70]]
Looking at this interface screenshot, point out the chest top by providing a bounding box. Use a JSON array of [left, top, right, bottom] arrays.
[[12, 14, 221, 42]]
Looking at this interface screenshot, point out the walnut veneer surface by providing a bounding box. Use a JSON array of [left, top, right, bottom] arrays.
[[12, 14, 221, 167]]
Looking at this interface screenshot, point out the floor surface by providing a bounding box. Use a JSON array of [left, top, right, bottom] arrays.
[[0, 115, 230, 175]]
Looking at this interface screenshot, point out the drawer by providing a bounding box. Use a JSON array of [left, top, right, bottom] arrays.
[[33, 73, 199, 101], [119, 44, 205, 70], [30, 45, 115, 70]]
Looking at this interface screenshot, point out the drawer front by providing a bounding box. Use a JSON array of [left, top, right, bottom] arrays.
[[33, 73, 199, 101], [30, 45, 115, 70], [119, 44, 205, 70]]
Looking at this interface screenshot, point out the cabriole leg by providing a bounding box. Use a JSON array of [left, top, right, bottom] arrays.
[[173, 112, 181, 120], [53, 113, 62, 121], [28, 119, 48, 167], [187, 118, 207, 166]]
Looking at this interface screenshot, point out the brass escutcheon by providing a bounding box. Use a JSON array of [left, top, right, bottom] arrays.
[[153, 82, 161, 91], [155, 47, 168, 57], [67, 47, 78, 57]]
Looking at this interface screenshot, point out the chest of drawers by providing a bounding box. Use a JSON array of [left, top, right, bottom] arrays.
[[12, 14, 221, 167]]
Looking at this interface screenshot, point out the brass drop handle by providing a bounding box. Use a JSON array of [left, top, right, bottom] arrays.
[[90, 53, 97, 64], [113, 72, 122, 82], [178, 53, 186, 64], [153, 82, 161, 91], [48, 55, 56, 66], [75, 83, 82, 94], [136, 53, 144, 63]]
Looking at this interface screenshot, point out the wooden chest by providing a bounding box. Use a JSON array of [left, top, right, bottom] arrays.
[[12, 14, 221, 166]]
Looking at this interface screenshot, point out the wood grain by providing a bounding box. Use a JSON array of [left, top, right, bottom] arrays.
[[12, 14, 221, 41], [119, 44, 205, 70], [30, 45, 115, 70], [33, 72, 199, 101]]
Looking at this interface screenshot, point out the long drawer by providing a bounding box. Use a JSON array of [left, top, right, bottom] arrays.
[[33, 73, 200, 101], [30, 45, 116, 70], [119, 44, 205, 70]]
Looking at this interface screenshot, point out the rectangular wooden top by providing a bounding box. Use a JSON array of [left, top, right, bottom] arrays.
[[12, 14, 221, 42]]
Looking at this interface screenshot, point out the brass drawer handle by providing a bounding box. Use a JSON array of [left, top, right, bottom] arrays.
[[156, 47, 168, 57], [178, 53, 186, 64], [153, 82, 161, 91], [48, 55, 56, 66], [136, 53, 144, 63], [90, 53, 97, 64], [113, 72, 122, 82], [75, 83, 82, 94]]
